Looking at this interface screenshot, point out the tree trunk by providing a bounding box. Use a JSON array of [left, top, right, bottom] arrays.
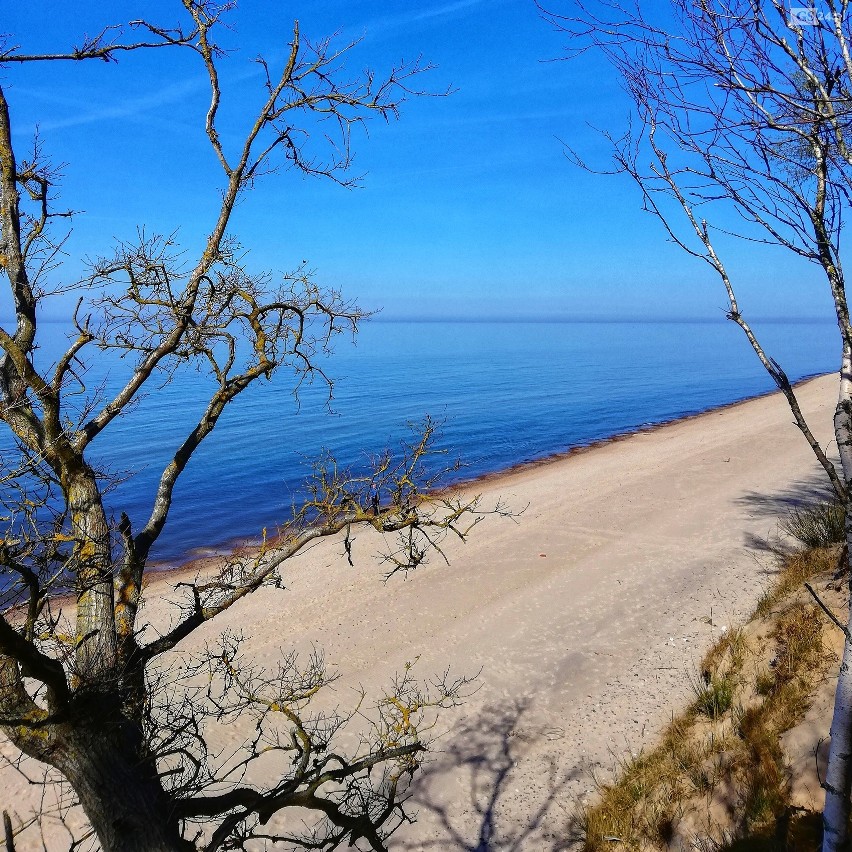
[[825, 585, 852, 852], [64, 469, 117, 677], [51, 714, 191, 852], [825, 356, 852, 852]]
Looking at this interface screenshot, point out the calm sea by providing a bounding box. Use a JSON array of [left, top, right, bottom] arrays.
[[30, 318, 837, 563]]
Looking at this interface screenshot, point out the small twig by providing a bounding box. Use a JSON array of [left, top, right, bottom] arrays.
[[805, 582, 851, 640], [817, 735, 827, 788]]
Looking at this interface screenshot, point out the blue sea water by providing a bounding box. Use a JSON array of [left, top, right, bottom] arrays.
[[31, 318, 838, 563]]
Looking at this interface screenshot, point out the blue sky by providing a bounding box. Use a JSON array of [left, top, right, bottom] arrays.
[[0, 0, 838, 322]]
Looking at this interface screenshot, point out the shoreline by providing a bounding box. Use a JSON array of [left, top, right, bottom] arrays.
[[452, 369, 834, 491], [7, 370, 840, 850], [147, 369, 835, 582]]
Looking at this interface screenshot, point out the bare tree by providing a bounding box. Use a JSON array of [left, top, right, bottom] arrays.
[[546, 0, 852, 848], [0, 3, 499, 850]]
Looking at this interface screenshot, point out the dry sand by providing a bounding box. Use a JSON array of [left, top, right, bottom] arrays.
[[3, 373, 841, 849]]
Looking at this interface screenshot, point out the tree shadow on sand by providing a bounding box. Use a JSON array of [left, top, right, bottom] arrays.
[[735, 468, 837, 553], [394, 700, 587, 852], [737, 468, 836, 521]]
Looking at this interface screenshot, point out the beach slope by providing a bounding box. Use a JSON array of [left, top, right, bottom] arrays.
[[3, 374, 840, 850]]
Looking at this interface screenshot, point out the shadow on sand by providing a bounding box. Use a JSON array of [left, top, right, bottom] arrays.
[[736, 467, 838, 554], [394, 700, 588, 852], [736, 468, 836, 521], [393, 473, 840, 851]]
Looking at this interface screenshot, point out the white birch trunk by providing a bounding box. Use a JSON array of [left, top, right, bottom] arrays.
[[824, 345, 852, 852]]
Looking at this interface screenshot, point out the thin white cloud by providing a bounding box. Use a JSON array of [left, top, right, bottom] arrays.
[[355, 0, 493, 40], [8, 1, 495, 138], [11, 74, 207, 134], [409, 0, 488, 24], [9, 57, 270, 136]]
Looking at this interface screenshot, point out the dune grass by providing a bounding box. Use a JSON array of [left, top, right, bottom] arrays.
[[578, 543, 838, 852], [781, 501, 845, 550]]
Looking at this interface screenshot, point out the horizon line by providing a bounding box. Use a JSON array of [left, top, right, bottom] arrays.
[[21, 313, 837, 326]]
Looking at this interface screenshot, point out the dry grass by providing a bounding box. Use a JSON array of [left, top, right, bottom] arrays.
[[734, 603, 825, 839], [581, 715, 734, 851], [781, 501, 846, 549], [754, 546, 838, 619], [578, 546, 839, 852]]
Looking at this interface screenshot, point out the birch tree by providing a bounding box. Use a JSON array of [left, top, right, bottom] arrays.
[[549, 0, 852, 847], [0, 3, 494, 850]]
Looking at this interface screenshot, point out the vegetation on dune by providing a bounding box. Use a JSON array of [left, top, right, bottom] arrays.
[[578, 527, 841, 852], [782, 503, 846, 551]]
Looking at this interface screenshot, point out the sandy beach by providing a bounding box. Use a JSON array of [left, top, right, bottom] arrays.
[[3, 373, 840, 849]]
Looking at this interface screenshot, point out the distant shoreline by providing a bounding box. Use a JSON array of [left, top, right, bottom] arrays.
[[146, 369, 836, 580], [448, 369, 835, 491]]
